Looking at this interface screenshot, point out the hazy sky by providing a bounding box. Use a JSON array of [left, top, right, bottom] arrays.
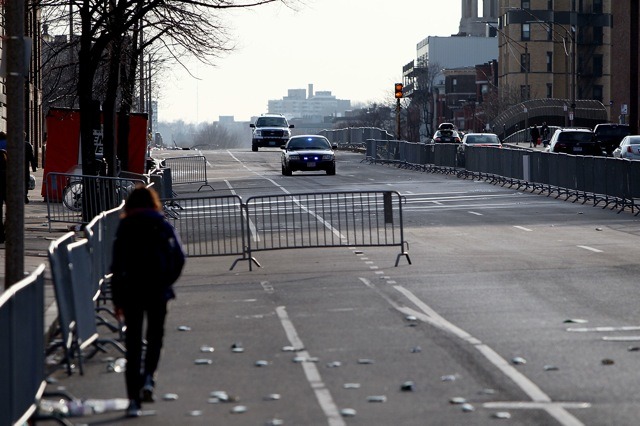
[[158, 1, 463, 123]]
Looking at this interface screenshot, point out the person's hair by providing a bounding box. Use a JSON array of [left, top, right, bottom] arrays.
[[0, 132, 5, 139], [123, 185, 162, 215]]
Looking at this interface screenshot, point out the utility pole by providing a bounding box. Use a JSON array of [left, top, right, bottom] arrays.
[[631, 0, 639, 134], [5, 0, 27, 288], [394, 83, 403, 139]]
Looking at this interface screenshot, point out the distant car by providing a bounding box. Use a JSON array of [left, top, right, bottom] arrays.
[[431, 129, 461, 144], [546, 128, 602, 156], [593, 123, 630, 156], [460, 133, 502, 148], [612, 135, 640, 160], [250, 114, 294, 152], [281, 135, 337, 176]]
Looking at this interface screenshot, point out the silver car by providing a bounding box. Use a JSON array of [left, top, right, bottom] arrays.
[[612, 135, 640, 160]]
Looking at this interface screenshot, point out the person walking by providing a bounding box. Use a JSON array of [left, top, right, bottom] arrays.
[[530, 124, 540, 148], [110, 186, 185, 417], [24, 133, 37, 204]]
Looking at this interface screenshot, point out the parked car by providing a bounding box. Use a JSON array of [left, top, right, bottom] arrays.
[[460, 133, 502, 148], [593, 123, 630, 156], [431, 129, 461, 144], [546, 128, 602, 156], [281, 135, 337, 176], [612, 135, 640, 160], [438, 122, 456, 131]]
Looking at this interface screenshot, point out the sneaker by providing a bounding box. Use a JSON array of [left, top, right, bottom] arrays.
[[126, 400, 141, 417], [141, 375, 155, 403]]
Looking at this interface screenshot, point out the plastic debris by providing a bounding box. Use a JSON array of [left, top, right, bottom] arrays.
[[266, 419, 284, 425], [628, 346, 640, 352], [344, 383, 361, 389], [307, 357, 320, 363], [511, 357, 527, 365], [441, 375, 457, 382], [162, 393, 179, 401], [292, 356, 306, 363], [340, 408, 357, 417], [563, 318, 588, 324], [544, 365, 559, 371], [449, 397, 467, 405], [188, 410, 203, 417], [177, 325, 192, 331], [461, 403, 475, 412], [210, 391, 232, 402], [596, 227, 603, 231], [282, 345, 301, 352], [255, 360, 270, 367], [357, 358, 374, 364], [194, 359, 213, 365], [106, 358, 126, 373], [200, 345, 215, 353], [231, 343, 244, 353], [479, 388, 497, 395], [400, 381, 415, 392], [264, 394, 281, 401], [405, 315, 418, 322], [492, 412, 512, 419], [367, 395, 387, 403], [326, 361, 342, 368], [231, 405, 248, 414], [411, 346, 422, 353], [601, 358, 615, 365]]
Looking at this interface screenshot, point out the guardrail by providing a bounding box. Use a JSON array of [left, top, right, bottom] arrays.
[[44, 172, 144, 230], [163, 155, 214, 191]]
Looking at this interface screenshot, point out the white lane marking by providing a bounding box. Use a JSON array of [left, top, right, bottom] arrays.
[[602, 336, 640, 341], [484, 402, 591, 410], [567, 325, 640, 333], [577, 245, 603, 253], [275, 307, 344, 426], [358, 277, 585, 426], [468, 211, 483, 216], [224, 180, 236, 195], [514, 225, 533, 232]]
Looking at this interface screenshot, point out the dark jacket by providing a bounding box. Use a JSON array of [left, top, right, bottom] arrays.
[[110, 209, 185, 308]]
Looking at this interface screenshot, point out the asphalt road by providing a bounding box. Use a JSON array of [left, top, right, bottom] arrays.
[[45, 148, 640, 426]]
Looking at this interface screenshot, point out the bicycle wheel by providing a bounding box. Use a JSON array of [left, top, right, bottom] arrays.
[[63, 180, 84, 212]]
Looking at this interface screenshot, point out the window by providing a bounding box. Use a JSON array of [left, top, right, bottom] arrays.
[[593, 0, 603, 13], [547, 23, 553, 41], [593, 55, 603, 77], [521, 23, 530, 41], [547, 52, 553, 72], [521, 53, 530, 73], [520, 85, 530, 99], [547, 83, 553, 98], [593, 27, 603, 45], [547, 0, 553, 10], [522, 0, 530, 9], [593, 85, 603, 102]]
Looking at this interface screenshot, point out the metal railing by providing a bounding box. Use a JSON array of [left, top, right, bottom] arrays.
[[163, 155, 214, 191], [244, 191, 411, 269], [0, 264, 47, 426], [44, 172, 144, 230]]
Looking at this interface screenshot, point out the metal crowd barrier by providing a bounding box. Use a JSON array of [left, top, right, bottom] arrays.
[[163, 195, 247, 268], [48, 226, 125, 376], [44, 172, 144, 230], [0, 264, 47, 426], [364, 138, 640, 215], [163, 155, 214, 192], [244, 191, 411, 269]]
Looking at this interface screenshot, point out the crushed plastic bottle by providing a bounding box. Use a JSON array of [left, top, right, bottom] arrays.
[[107, 357, 126, 373], [39, 399, 69, 416]]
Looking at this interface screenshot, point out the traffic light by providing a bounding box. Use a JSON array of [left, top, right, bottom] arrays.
[[394, 83, 403, 99]]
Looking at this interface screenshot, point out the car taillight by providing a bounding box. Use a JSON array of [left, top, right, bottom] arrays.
[[628, 146, 633, 153]]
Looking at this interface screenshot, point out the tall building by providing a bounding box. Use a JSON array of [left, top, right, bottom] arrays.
[[267, 84, 351, 120], [460, 0, 499, 36], [498, 0, 612, 117]]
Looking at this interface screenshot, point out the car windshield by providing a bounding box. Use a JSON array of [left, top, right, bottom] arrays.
[[256, 117, 288, 127], [626, 137, 640, 145], [558, 132, 593, 143], [597, 127, 629, 137], [465, 135, 500, 144], [288, 137, 330, 150]]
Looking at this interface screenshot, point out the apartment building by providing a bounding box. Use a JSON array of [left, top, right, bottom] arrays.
[[498, 0, 612, 116]]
